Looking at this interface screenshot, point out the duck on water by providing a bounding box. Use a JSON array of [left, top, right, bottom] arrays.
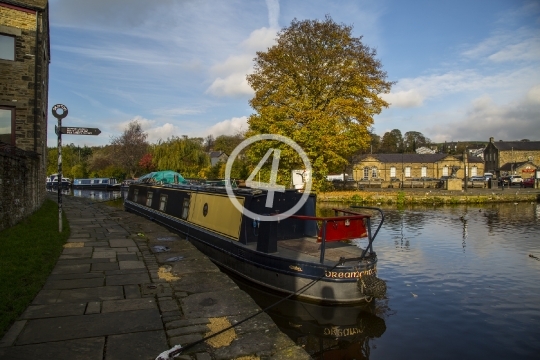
[[123, 170, 387, 304]]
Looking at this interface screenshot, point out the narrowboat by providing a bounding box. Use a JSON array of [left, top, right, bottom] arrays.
[[46, 174, 71, 188], [124, 171, 386, 304], [72, 177, 120, 190]]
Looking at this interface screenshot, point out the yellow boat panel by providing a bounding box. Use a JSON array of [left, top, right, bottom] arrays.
[[188, 193, 244, 240]]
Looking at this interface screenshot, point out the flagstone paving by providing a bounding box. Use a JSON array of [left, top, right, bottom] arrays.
[[0, 195, 309, 360]]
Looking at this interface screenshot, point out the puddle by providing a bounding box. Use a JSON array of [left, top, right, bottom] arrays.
[[165, 256, 184, 262], [152, 245, 170, 253], [156, 236, 177, 241]]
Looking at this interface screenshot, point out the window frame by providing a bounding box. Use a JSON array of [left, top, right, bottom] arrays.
[[0, 33, 16, 61], [405, 166, 411, 178], [421, 166, 427, 178], [0, 106, 15, 145], [146, 191, 153, 207], [363, 167, 369, 180], [182, 197, 190, 220], [159, 194, 168, 212], [390, 166, 396, 178]]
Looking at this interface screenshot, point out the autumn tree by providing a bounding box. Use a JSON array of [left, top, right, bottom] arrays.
[[246, 16, 393, 190], [110, 120, 149, 178], [213, 134, 245, 155], [403, 131, 431, 152], [151, 136, 209, 178], [380, 129, 403, 153]]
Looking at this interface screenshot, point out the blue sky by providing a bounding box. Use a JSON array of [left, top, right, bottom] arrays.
[[47, 0, 540, 147]]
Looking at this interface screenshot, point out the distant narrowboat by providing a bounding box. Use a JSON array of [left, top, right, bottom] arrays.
[[46, 174, 71, 188], [72, 178, 120, 190]]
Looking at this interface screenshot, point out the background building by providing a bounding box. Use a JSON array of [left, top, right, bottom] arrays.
[[0, 0, 49, 230], [484, 137, 540, 178], [353, 153, 484, 182]]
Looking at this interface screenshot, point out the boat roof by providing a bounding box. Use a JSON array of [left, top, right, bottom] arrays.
[[137, 171, 186, 185]]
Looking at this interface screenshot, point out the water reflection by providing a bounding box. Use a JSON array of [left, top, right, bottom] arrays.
[[47, 188, 123, 201], [231, 274, 387, 360]]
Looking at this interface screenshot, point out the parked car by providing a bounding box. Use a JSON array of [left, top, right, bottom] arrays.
[[500, 175, 523, 186], [468, 176, 486, 188], [521, 178, 535, 188]]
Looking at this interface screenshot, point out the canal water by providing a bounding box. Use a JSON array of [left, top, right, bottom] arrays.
[[237, 202, 540, 360]]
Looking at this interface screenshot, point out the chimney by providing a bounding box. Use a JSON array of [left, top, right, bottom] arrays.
[[489, 137, 494, 143]]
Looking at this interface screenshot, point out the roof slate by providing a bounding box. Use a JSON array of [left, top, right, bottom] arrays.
[[491, 141, 540, 151], [357, 153, 483, 163]]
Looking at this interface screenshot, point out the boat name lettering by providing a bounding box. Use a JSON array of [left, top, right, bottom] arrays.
[[289, 265, 302, 272], [324, 268, 376, 278], [323, 326, 363, 337]]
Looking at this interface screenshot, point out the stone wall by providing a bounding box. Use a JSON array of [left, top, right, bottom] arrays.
[[0, 146, 40, 231], [498, 150, 540, 170], [0, 1, 49, 230]]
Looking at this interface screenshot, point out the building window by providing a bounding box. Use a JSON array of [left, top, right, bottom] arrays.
[[363, 167, 369, 180], [371, 167, 378, 178], [405, 167, 411, 178], [0, 34, 15, 61], [159, 195, 168, 212], [146, 191, 153, 207], [0, 107, 15, 145], [471, 166, 478, 176], [421, 166, 427, 178], [390, 166, 396, 178], [443, 166, 449, 176]]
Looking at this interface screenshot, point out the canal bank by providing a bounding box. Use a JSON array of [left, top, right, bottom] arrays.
[[319, 187, 540, 205], [0, 195, 310, 360]]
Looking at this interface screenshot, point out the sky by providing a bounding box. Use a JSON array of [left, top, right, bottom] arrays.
[[46, 0, 540, 148]]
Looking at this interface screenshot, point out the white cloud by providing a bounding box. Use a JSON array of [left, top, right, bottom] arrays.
[[204, 116, 248, 137], [381, 89, 424, 108], [427, 86, 540, 142], [146, 123, 182, 143], [205, 0, 280, 98]]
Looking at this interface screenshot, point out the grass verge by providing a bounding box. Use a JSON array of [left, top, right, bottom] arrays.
[[0, 199, 69, 337]]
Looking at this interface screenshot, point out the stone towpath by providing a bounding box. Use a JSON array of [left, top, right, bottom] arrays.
[[0, 195, 310, 360]]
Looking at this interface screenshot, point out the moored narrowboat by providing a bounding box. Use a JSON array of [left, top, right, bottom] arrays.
[[124, 171, 386, 304], [72, 177, 120, 190], [46, 174, 71, 188]]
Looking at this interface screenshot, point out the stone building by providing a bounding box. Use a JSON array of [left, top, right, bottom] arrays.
[[484, 137, 540, 178], [353, 153, 484, 182], [0, 0, 49, 230]]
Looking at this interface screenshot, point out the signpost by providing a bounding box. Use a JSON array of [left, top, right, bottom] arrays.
[[51, 104, 100, 232]]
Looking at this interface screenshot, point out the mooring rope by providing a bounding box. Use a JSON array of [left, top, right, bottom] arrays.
[[155, 258, 348, 360]]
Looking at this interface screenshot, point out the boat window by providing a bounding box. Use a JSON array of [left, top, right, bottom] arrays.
[[182, 197, 190, 219], [101, 179, 109, 184], [159, 195, 168, 212], [133, 189, 138, 202], [82, 180, 91, 185], [146, 192, 153, 206]]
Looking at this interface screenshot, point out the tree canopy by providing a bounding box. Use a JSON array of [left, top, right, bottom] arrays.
[[246, 16, 393, 190], [110, 120, 149, 178]]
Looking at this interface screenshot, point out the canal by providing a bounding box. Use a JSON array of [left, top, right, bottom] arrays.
[[240, 202, 540, 359], [51, 189, 540, 359]]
